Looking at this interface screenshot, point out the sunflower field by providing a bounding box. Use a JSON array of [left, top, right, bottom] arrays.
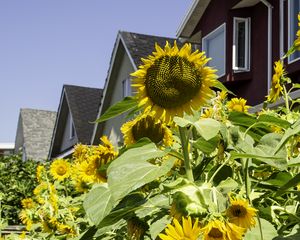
[[4, 18, 300, 240]]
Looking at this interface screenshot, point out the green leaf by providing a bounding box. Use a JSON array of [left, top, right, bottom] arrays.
[[83, 184, 115, 226], [95, 97, 138, 123], [216, 178, 239, 195], [244, 218, 278, 240], [275, 173, 300, 196], [149, 215, 171, 240], [257, 114, 291, 129], [193, 135, 219, 154], [214, 80, 235, 95], [173, 117, 192, 127], [78, 226, 98, 240], [107, 143, 174, 201], [193, 118, 220, 140], [273, 118, 300, 154]]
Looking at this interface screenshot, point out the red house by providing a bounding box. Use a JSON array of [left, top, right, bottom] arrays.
[[176, 0, 300, 105]]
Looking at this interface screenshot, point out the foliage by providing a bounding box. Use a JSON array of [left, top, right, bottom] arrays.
[[0, 154, 38, 225]]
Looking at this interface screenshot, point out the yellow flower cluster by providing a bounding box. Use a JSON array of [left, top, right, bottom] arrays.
[[267, 60, 285, 103], [72, 136, 118, 187], [227, 97, 250, 113], [160, 197, 257, 240]]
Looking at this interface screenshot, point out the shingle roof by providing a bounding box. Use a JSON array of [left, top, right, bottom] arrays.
[[64, 85, 103, 144], [19, 108, 57, 161], [119, 31, 200, 66]]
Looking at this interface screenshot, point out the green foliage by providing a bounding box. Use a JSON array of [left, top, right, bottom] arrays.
[[0, 154, 38, 224]]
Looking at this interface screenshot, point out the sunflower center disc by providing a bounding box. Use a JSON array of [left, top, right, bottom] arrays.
[[57, 166, 67, 175], [132, 116, 165, 144], [232, 205, 247, 217], [208, 227, 223, 238], [145, 56, 202, 108]]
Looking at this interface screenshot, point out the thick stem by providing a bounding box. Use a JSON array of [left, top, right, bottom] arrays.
[[283, 85, 290, 113], [179, 127, 194, 182]]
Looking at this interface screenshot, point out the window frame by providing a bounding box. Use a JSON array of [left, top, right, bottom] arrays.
[[232, 17, 251, 72], [202, 23, 226, 78], [288, 0, 300, 64], [122, 77, 132, 98]]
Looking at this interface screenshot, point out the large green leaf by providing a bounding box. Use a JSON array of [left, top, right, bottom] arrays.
[[273, 118, 300, 154], [149, 215, 171, 240], [107, 143, 175, 201], [244, 218, 278, 240], [83, 184, 114, 226], [275, 173, 300, 196], [193, 118, 220, 140], [193, 135, 220, 154], [95, 97, 138, 123], [257, 114, 291, 129]]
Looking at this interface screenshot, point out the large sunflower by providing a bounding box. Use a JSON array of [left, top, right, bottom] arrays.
[[121, 113, 173, 146], [131, 41, 217, 123], [159, 216, 201, 240], [21, 198, 35, 209], [226, 198, 257, 230], [267, 60, 285, 103], [50, 159, 71, 181]]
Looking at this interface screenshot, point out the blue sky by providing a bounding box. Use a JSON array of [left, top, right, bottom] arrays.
[[0, 0, 193, 142]]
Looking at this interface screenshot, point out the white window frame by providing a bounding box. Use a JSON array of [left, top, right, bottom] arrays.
[[122, 77, 131, 97], [288, 0, 300, 64], [202, 23, 226, 77], [232, 17, 251, 71], [69, 114, 75, 139]]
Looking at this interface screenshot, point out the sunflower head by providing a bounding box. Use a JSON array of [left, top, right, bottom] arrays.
[[227, 97, 250, 113], [121, 113, 173, 146], [267, 60, 285, 103], [159, 216, 201, 240], [19, 210, 33, 230], [226, 222, 246, 240], [73, 143, 88, 162], [21, 198, 35, 209], [36, 165, 46, 182], [131, 41, 217, 123], [50, 158, 71, 181], [200, 219, 227, 240], [226, 198, 257, 230]]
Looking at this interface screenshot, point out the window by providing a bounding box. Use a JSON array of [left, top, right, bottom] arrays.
[[233, 17, 250, 71], [69, 115, 75, 139], [202, 23, 226, 77], [288, 0, 300, 63], [122, 77, 131, 97]]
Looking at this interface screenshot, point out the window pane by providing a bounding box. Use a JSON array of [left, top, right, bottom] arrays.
[[237, 21, 246, 68], [204, 25, 225, 76]]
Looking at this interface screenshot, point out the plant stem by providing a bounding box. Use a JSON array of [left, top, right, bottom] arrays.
[[179, 126, 194, 182], [283, 85, 290, 113]]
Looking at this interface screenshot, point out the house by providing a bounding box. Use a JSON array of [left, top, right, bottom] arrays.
[[91, 31, 200, 146], [14, 108, 56, 161], [176, 0, 300, 105], [0, 143, 15, 157], [48, 85, 102, 160]]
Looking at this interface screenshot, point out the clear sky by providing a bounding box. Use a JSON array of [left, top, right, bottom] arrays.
[[0, 0, 193, 142]]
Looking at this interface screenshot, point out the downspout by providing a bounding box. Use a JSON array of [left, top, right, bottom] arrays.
[[280, 0, 284, 58], [260, 0, 273, 93]]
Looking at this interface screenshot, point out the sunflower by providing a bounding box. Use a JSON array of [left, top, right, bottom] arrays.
[[226, 198, 257, 230], [200, 219, 227, 240], [131, 41, 217, 123], [19, 210, 33, 230], [36, 165, 45, 182], [294, 13, 300, 50], [74, 178, 90, 193], [57, 223, 76, 236], [73, 143, 88, 162], [226, 98, 250, 113], [159, 216, 201, 240], [226, 222, 245, 240], [75, 160, 97, 183], [267, 60, 285, 103], [21, 198, 35, 209], [121, 113, 173, 146], [50, 158, 71, 181]]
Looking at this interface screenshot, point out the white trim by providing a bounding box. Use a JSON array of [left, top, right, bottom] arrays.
[[91, 31, 137, 144], [0, 143, 14, 149], [287, 0, 300, 64], [202, 23, 226, 77], [280, 0, 284, 58], [232, 17, 251, 72], [52, 148, 74, 160], [260, 0, 273, 93], [176, 0, 200, 37]]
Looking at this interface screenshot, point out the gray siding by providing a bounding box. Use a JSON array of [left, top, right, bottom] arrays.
[[59, 110, 78, 152]]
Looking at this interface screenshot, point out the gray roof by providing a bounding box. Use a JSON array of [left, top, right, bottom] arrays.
[[120, 31, 201, 66], [16, 108, 57, 161], [64, 85, 103, 143]]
